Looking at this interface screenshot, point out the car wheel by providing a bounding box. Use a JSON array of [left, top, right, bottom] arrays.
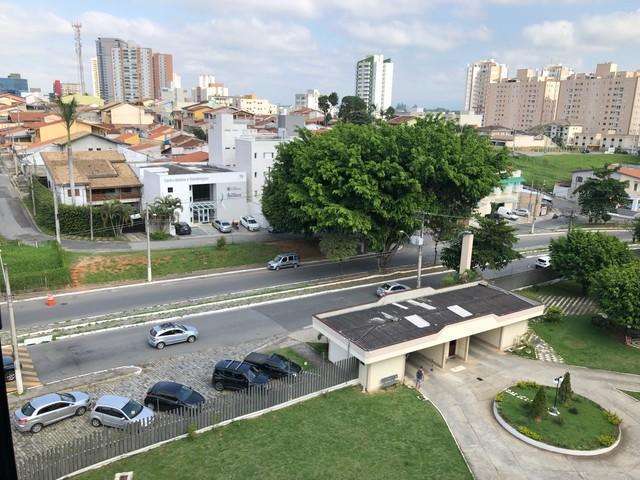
[[91, 418, 102, 427], [213, 381, 224, 392], [156, 342, 166, 350], [275, 266, 280, 270], [187, 335, 196, 343], [75, 406, 87, 416], [5, 372, 15, 382], [294, 264, 300, 268], [30, 423, 43, 433]]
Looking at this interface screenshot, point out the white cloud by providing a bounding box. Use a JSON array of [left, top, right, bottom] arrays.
[[342, 20, 490, 51], [581, 9, 640, 45], [523, 20, 575, 49]]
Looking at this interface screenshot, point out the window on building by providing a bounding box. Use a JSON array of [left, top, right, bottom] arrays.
[[168, 187, 174, 193]]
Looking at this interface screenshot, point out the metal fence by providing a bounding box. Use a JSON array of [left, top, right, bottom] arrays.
[[17, 357, 359, 480]]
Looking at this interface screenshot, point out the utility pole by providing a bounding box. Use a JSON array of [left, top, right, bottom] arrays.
[[52, 186, 61, 244], [145, 208, 152, 282], [530, 181, 545, 234], [30, 155, 36, 215], [0, 253, 23, 395], [416, 212, 425, 288], [88, 187, 94, 241]]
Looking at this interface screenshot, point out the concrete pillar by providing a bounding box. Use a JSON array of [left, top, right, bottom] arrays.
[[328, 340, 349, 363], [455, 336, 470, 361], [459, 232, 474, 275]]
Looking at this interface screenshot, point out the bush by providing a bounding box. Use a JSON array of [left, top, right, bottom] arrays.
[[516, 380, 540, 389], [568, 406, 579, 415], [591, 313, 610, 329], [216, 236, 227, 250], [543, 306, 563, 323], [597, 434, 617, 447], [558, 372, 572, 405], [441, 269, 480, 287], [150, 231, 171, 241], [603, 410, 622, 426], [530, 386, 547, 421], [516, 425, 543, 441], [495, 392, 505, 403]]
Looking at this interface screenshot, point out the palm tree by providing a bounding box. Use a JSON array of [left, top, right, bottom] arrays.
[[148, 195, 183, 232], [100, 200, 133, 237], [55, 97, 78, 206]]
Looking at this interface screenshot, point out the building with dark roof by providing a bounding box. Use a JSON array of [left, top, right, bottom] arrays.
[[313, 282, 543, 392]]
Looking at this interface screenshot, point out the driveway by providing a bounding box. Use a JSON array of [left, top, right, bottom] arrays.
[[0, 174, 48, 242], [411, 341, 640, 480]]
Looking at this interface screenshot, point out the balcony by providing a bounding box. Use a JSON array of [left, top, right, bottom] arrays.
[[90, 188, 141, 202]]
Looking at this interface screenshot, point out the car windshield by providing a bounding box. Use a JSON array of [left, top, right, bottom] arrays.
[[381, 283, 391, 290], [21, 402, 35, 416], [220, 221, 230, 226], [269, 355, 288, 369], [59, 393, 75, 402], [150, 327, 159, 336], [274, 255, 284, 262], [123, 400, 144, 419], [247, 218, 256, 223], [176, 385, 194, 402]]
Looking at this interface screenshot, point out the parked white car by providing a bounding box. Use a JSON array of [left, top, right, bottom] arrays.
[[535, 255, 551, 269], [513, 208, 529, 217], [240, 215, 260, 232], [497, 206, 519, 221]]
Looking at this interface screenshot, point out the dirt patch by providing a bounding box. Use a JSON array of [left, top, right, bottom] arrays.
[[268, 238, 322, 260], [70, 254, 150, 287]]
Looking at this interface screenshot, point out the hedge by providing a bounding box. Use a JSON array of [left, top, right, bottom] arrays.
[[31, 179, 107, 237]]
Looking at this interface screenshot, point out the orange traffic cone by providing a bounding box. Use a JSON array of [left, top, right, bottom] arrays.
[[45, 294, 56, 307]]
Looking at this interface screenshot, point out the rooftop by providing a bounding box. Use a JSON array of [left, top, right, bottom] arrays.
[[42, 151, 141, 189], [315, 283, 539, 352]]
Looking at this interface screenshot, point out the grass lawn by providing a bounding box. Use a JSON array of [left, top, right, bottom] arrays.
[[75, 386, 472, 480], [496, 384, 619, 450], [271, 347, 314, 371], [509, 153, 637, 189], [76, 242, 284, 285], [0, 240, 70, 291], [307, 342, 329, 358], [621, 390, 640, 401], [531, 315, 640, 374], [521, 280, 584, 299]]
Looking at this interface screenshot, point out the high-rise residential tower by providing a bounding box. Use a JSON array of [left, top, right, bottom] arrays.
[[355, 54, 394, 112], [95, 37, 127, 102], [152, 53, 173, 100], [111, 44, 154, 102], [463, 59, 507, 115], [90, 57, 100, 98]]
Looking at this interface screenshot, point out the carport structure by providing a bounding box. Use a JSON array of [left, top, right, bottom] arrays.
[[312, 282, 544, 392]]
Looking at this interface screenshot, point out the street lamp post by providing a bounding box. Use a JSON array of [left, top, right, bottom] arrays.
[[145, 208, 152, 283], [416, 213, 425, 288], [0, 252, 23, 395], [550, 375, 563, 416]]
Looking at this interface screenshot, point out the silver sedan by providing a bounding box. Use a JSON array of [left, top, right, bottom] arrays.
[[148, 322, 199, 349], [14, 391, 91, 433]]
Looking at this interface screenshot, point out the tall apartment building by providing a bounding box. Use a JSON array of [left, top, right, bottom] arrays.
[[483, 69, 560, 130], [111, 44, 154, 102], [193, 74, 229, 102], [463, 59, 507, 115], [355, 54, 394, 112], [556, 62, 640, 135], [95, 37, 127, 102], [152, 53, 173, 100], [294, 89, 320, 110], [541, 64, 573, 81], [90, 57, 101, 98], [60, 82, 81, 96]]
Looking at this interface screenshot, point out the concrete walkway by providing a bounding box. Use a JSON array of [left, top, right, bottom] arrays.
[[409, 340, 640, 480]]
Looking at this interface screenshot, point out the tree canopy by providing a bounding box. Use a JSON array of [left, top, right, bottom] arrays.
[[337, 95, 373, 124], [590, 261, 640, 329], [262, 117, 507, 267], [575, 166, 630, 223], [549, 229, 633, 292], [440, 216, 521, 271]]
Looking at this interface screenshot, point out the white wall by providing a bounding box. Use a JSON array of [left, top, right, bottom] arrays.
[[208, 113, 250, 168], [360, 355, 406, 392], [499, 321, 528, 350], [328, 340, 350, 363], [474, 327, 501, 348], [417, 344, 447, 368]]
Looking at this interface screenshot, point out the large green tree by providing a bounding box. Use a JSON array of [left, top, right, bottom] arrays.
[[575, 166, 630, 223], [424, 214, 461, 265], [549, 229, 633, 293], [337, 96, 373, 124], [262, 117, 507, 268], [590, 261, 640, 329], [440, 216, 521, 271]]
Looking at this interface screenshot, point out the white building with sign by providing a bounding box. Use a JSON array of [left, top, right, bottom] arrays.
[[138, 163, 247, 223]]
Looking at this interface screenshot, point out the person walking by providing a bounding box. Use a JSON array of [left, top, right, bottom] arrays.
[[415, 366, 425, 390]]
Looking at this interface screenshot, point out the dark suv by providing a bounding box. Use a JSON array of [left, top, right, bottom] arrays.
[[174, 222, 192, 236], [3, 355, 15, 382], [144, 381, 205, 412], [212, 360, 269, 391], [243, 352, 302, 379]]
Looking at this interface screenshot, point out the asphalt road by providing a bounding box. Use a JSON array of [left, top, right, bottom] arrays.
[[27, 255, 556, 383]]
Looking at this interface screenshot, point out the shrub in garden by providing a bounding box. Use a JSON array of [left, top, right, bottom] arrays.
[[494, 392, 505, 403], [543, 305, 563, 323], [558, 372, 572, 404], [568, 406, 579, 414], [603, 410, 622, 426], [530, 386, 547, 422], [516, 426, 543, 441], [516, 380, 540, 389], [597, 434, 616, 447], [216, 236, 227, 249]]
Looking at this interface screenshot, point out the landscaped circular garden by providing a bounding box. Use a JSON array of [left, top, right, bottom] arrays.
[[494, 378, 621, 452]]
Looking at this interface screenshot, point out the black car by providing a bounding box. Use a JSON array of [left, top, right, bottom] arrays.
[[211, 360, 269, 392], [243, 352, 302, 379], [174, 222, 192, 236], [3, 355, 15, 382], [144, 381, 205, 411]]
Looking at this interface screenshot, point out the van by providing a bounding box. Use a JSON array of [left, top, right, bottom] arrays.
[[496, 206, 518, 221], [267, 252, 300, 270]]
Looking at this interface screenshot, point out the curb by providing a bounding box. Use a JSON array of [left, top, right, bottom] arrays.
[[492, 400, 621, 457]]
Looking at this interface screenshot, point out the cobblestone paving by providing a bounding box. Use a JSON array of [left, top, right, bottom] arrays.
[[531, 332, 564, 363], [10, 334, 285, 462]]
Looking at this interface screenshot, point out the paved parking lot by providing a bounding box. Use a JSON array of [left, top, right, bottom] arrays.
[[10, 334, 283, 462]]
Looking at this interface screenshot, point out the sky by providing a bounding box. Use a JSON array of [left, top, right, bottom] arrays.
[[2, 0, 640, 109]]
